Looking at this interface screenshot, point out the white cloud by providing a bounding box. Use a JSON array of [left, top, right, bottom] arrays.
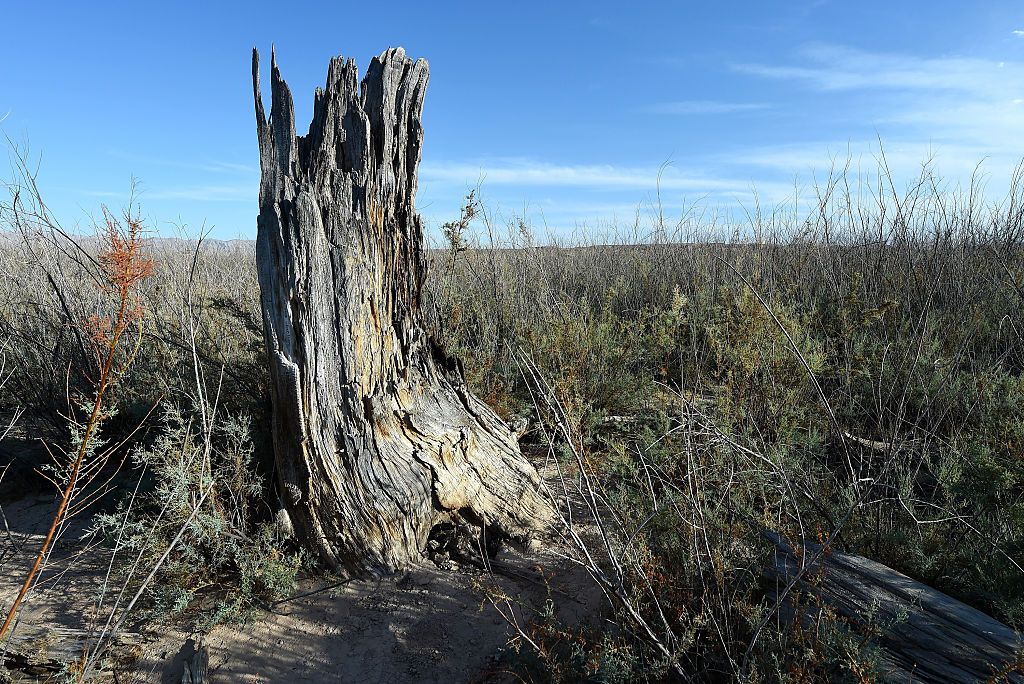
[[428, 44, 1024, 236], [145, 185, 254, 202], [1013, 30, 1024, 36], [415, 158, 801, 238], [201, 161, 258, 174], [82, 184, 254, 202], [421, 159, 758, 194], [731, 44, 1024, 193], [721, 139, 1014, 182], [734, 44, 1024, 95], [105, 148, 257, 175], [641, 100, 770, 114], [422, 161, 616, 188]]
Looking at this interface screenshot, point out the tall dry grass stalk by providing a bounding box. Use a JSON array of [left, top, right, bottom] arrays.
[[0, 208, 153, 642]]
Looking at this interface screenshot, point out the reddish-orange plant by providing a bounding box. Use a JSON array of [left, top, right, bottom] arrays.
[[0, 207, 154, 641]]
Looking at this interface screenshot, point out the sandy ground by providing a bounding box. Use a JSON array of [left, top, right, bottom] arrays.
[[167, 549, 597, 683], [0, 483, 603, 683]]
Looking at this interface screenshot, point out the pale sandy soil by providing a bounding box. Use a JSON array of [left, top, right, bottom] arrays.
[[156, 547, 600, 683], [0, 479, 602, 683]]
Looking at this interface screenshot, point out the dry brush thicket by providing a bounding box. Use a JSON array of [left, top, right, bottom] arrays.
[[0, 155, 1022, 681]]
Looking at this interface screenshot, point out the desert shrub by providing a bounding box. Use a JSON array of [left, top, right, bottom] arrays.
[[428, 164, 1024, 680], [2, 147, 1023, 679], [91, 402, 304, 628]]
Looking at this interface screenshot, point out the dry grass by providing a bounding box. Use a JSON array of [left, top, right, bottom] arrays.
[[0, 150, 1021, 680]]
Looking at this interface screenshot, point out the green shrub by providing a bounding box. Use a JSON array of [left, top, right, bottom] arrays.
[[91, 404, 304, 628]]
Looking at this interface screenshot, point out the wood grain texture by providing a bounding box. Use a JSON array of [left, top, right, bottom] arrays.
[[179, 643, 208, 684], [0, 625, 141, 676], [765, 532, 1024, 683], [252, 47, 551, 577]]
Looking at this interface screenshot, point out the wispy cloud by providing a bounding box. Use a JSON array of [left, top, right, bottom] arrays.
[[420, 159, 784, 197], [104, 148, 257, 175], [78, 184, 254, 203], [1013, 30, 1024, 36], [145, 185, 254, 202], [416, 158, 800, 234], [201, 161, 258, 174], [719, 139, 1014, 182], [731, 44, 1024, 187], [640, 100, 770, 115], [734, 44, 1024, 94]]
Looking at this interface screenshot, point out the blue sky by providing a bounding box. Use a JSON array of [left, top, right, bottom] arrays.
[[2, 1, 1024, 240]]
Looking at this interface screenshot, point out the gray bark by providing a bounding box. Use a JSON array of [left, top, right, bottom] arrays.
[[0, 625, 140, 677], [765, 532, 1024, 683], [251, 47, 551, 577]]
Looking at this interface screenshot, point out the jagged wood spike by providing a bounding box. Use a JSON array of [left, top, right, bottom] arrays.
[[251, 47, 552, 577]]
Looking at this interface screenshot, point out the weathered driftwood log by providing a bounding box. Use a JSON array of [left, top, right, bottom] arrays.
[[0, 625, 141, 677], [251, 48, 552, 576], [765, 532, 1024, 683]]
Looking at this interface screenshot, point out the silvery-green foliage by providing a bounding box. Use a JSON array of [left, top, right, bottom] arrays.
[[92, 402, 303, 625]]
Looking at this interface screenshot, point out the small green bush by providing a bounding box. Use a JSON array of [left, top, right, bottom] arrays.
[[91, 404, 304, 627]]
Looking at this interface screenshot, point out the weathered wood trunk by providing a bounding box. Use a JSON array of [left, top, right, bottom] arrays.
[[765, 532, 1024, 683], [0, 625, 141, 677], [251, 48, 551, 576]]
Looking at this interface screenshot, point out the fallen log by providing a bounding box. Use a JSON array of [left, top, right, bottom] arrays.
[[764, 532, 1024, 683], [0, 624, 141, 678]]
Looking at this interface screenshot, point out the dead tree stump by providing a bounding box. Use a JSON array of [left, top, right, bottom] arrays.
[[251, 47, 551, 576]]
